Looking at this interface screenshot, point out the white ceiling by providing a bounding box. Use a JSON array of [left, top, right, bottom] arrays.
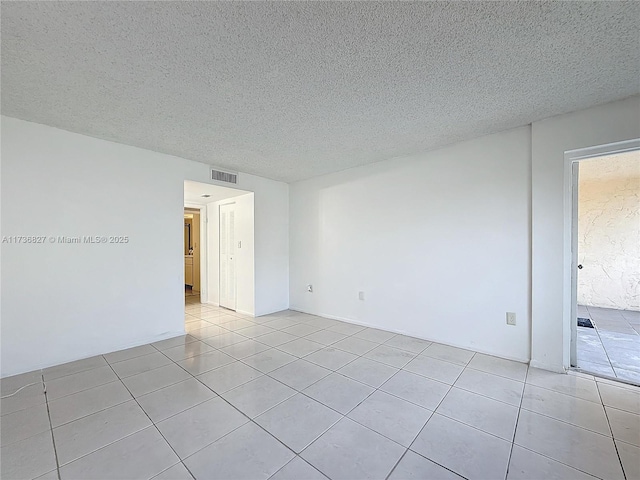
[[2, 2, 639, 182], [184, 180, 249, 206]]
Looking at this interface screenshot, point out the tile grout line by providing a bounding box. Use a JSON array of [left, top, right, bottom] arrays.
[[506, 382, 626, 479], [156, 319, 626, 480], [509, 443, 611, 479], [101, 359, 199, 480], [520, 373, 624, 436], [258, 343, 411, 417], [392, 448, 471, 480], [43, 378, 128, 410], [41, 373, 63, 480], [185, 309, 536, 445], [584, 304, 640, 383], [504, 359, 529, 480], [43, 319, 599, 433], [516, 405, 617, 439], [266, 455, 327, 480], [379, 374, 438, 480], [47, 337, 576, 480], [595, 325, 619, 381], [596, 381, 628, 480], [146, 339, 308, 475], [47, 369, 156, 470], [595, 376, 640, 393], [9, 305, 633, 480], [403, 362, 616, 480], [384, 449, 411, 480], [180, 388, 304, 477], [40, 362, 110, 385], [388, 353, 476, 480], [45, 384, 133, 430], [195, 308, 531, 386], [179, 311, 435, 478], [199, 315, 386, 383], [237, 317, 428, 373], [450, 380, 524, 408]]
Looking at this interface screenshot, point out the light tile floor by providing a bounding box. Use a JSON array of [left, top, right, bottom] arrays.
[[1, 300, 639, 480], [577, 305, 640, 384]]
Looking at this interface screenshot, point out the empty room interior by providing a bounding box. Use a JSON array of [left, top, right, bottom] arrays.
[[1, 2, 639, 480]]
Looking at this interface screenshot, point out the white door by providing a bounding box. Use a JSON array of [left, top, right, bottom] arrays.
[[219, 203, 236, 310]]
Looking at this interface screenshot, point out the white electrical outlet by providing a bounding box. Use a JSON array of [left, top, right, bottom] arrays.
[[307, 284, 313, 293], [358, 291, 365, 301], [506, 312, 516, 326]]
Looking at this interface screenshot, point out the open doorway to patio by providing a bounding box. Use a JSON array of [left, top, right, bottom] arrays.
[[571, 148, 640, 384]]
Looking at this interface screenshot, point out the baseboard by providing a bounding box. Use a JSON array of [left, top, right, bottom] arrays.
[[289, 306, 531, 365], [0, 330, 186, 379], [200, 300, 288, 319], [254, 305, 291, 317], [200, 301, 255, 318], [109, 330, 187, 354], [289, 307, 357, 325], [529, 359, 566, 373]]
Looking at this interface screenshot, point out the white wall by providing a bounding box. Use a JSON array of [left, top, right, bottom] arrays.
[[3, 98, 637, 377], [0, 116, 289, 377], [207, 193, 256, 315], [531, 96, 640, 372], [252, 176, 290, 316], [290, 127, 532, 362], [577, 153, 640, 311]]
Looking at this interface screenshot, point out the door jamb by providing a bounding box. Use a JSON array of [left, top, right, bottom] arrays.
[[563, 138, 640, 368]]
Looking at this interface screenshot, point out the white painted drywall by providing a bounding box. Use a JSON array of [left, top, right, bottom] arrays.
[[251, 176, 290, 317], [577, 152, 640, 311], [0, 116, 289, 377], [531, 96, 640, 372], [184, 180, 250, 205], [206, 193, 256, 316], [290, 127, 532, 362]]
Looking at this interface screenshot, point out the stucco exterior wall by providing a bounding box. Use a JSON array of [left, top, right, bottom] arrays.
[[577, 151, 640, 311]]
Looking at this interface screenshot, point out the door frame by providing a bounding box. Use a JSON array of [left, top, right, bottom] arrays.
[[184, 203, 208, 304], [218, 201, 237, 311], [563, 138, 640, 368]]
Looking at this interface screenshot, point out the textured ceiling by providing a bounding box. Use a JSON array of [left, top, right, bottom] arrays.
[[2, 2, 639, 182]]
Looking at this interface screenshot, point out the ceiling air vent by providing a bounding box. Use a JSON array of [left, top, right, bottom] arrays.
[[210, 167, 237, 184]]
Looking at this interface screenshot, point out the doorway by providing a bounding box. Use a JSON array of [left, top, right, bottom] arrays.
[[567, 141, 640, 384], [184, 208, 202, 304], [183, 180, 255, 315]]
